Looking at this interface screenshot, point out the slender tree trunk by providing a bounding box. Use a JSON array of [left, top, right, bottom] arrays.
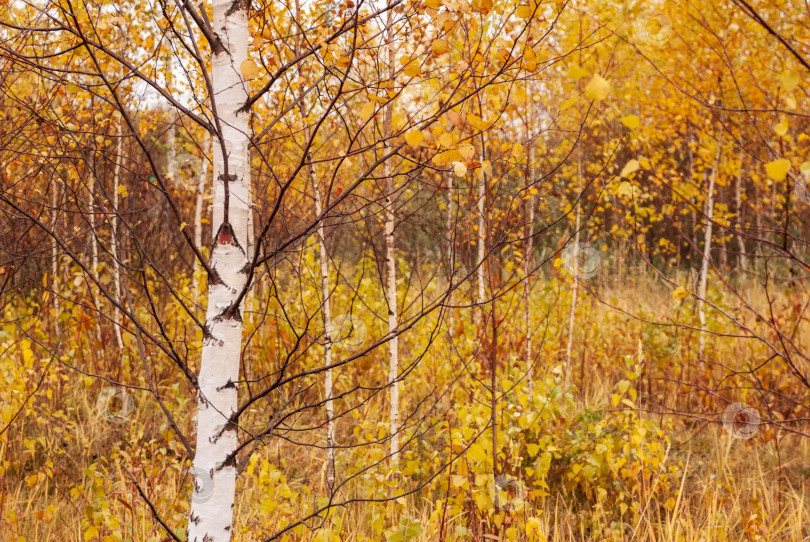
[[735, 147, 746, 273], [445, 172, 454, 331], [698, 129, 723, 361], [186, 0, 251, 537], [111, 120, 124, 350], [51, 181, 60, 337], [383, 3, 399, 467], [566, 37, 583, 390], [166, 55, 177, 176], [524, 115, 535, 399], [474, 108, 493, 470], [313, 182, 336, 487], [294, 17, 337, 482], [688, 134, 697, 275], [489, 261, 498, 473], [564, 156, 582, 388], [476, 152, 486, 317], [192, 138, 209, 303], [88, 174, 98, 275]]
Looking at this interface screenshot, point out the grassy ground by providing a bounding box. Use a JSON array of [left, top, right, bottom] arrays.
[[1, 275, 809, 541]]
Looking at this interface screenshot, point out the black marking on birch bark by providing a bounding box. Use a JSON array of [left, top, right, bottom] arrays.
[[190, 512, 200, 525], [210, 32, 227, 55], [214, 221, 234, 246], [219, 450, 238, 469], [212, 303, 242, 324], [222, 303, 243, 322], [213, 219, 247, 256], [208, 266, 223, 286], [211, 417, 238, 443], [217, 379, 237, 391], [225, 0, 248, 16]]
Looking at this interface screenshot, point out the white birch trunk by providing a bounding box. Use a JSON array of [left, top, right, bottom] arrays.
[[383, 4, 400, 466], [698, 131, 723, 361], [735, 147, 746, 273], [186, 0, 251, 537], [297, 56, 336, 484], [476, 155, 486, 312], [564, 156, 582, 387], [312, 183, 336, 486], [88, 174, 98, 275], [166, 55, 177, 176], [111, 120, 124, 350]]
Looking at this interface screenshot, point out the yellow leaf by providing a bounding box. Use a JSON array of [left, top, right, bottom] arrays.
[[765, 158, 791, 181], [432, 149, 460, 166], [781, 69, 800, 92], [359, 102, 375, 122], [467, 114, 488, 131], [458, 144, 475, 160], [180, 222, 188, 231], [620, 159, 640, 178], [621, 115, 640, 129], [615, 181, 633, 198], [566, 64, 587, 80], [526, 443, 540, 458], [84, 526, 100, 541], [438, 132, 454, 148], [512, 143, 525, 158], [404, 130, 423, 148], [468, 442, 487, 464], [560, 96, 578, 111], [66, 83, 81, 93], [516, 4, 533, 19], [404, 63, 421, 77], [611, 394, 621, 407], [431, 39, 449, 55], [336, 56, 351, 68], [672, 286, 689, 301], [240, 59, 260, 80], [453, 161, 467, 177], [480, 160, 492, 178], [584, 74, 611, 101], [774, 118, 788, 136]]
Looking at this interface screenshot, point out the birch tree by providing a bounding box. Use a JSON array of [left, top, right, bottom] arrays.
[[186, 0, 251, 537], [111, 118, 124, 351], [697, 128, 723, 362], [383, 1, 400, 466]]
